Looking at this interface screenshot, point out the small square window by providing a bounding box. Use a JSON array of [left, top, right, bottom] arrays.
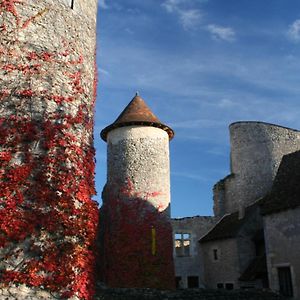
[[225, 283, 234, 290], [187, 276, 199, 288], [183, 233, 190, 239], [175, 233, 182, 240], [217, 283, 224, 289]]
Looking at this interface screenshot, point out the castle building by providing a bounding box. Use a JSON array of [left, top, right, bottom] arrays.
[[99, 94, 175, 289], [0, 0, 98, 299], [172, 122, 300, 299], [260, 150, 300, 299]]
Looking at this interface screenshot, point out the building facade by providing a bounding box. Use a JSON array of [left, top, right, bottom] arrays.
[[171, 216, 216, 288], [261, 151, 300, 299], [172, 122, 300, 299]]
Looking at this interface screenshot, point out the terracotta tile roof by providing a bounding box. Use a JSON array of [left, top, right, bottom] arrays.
[[100, 94, 174, 141], [199, 205, 257, 243], [260, 150, 300, 215]]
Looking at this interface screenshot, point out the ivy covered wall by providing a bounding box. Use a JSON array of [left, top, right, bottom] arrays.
[[0, 0, 98, 299]]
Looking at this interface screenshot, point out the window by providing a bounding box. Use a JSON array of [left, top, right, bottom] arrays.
[[70, 0, 74, 9], [175, 277, 182, 289], [175, 233, 191, 257], [217, 283, 224, 289], [225, 283, 234, 290], [278, 267, 293, 297], [187, 276, 199, 288], [213, 249, 218, 260]]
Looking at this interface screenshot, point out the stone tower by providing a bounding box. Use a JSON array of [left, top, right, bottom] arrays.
[[213, 122, 300, 217], [100, 94, 175, 289], [0, 1, 98, 299]]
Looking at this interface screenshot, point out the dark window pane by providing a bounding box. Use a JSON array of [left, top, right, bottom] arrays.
[[188, 276, 199, 288], [225, 283, 234, 290], [217, 283, 224, 289], [213, 249, 218, 260], [278, 267, 293, 297], [175, 277, 182, 289], [183, 240, 190, 256]]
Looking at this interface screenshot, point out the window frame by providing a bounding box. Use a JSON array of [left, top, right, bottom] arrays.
[[174, 232, 191, 257], [277, 266, 294, 297]]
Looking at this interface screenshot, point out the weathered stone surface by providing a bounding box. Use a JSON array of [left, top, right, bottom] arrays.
[[214, 122, 300, 216], [0, 0, 98, 298], [171, 216, 217, 288], [94, 286, 286, 300], [107, 126, 171, 213], [264, 207, 300, 298], [100, 123, 175, 289]]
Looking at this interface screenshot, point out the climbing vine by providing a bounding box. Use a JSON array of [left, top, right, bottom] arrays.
[[0, 0, 99, 299], [100, 181, 175, 290]]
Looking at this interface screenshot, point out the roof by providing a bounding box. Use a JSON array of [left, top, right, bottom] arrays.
[[199, 205, 257, 243], [100, 94, 174, 141], [260, 150, 300, 215]]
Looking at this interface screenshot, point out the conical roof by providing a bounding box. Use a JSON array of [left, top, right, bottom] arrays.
[[100, 94, 174, 141]]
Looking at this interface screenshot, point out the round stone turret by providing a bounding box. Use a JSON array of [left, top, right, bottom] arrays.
[[99, 94, 175, 289], [101, 94, 174, 214], [214, 122, 300, 216]]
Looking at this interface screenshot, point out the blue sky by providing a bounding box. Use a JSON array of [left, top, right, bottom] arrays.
[[94, 0, 300, 217]]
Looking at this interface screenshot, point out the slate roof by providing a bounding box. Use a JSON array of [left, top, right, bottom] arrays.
[[260, 150, 300, 215], [101, 94, 174, 141], [199, 205, 257, 243]]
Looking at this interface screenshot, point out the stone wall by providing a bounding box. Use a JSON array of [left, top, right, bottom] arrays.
[[95, 287, 286, 300], [214, 122, 300, 216], [264, 207, 300, 299], [171, 216, 217, 288], [0, 0, 98, 298], [106, 126, 171, 213], [202, 239, 240, 289], [100, 125, 175, 289], [237, 206, 264, 277]]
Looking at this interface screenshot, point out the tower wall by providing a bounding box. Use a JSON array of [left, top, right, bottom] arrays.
[[214, 122, 300, 216], [100, 125, 175, 289], [107, 126, 171, 213], [0, 1, 98, 299]]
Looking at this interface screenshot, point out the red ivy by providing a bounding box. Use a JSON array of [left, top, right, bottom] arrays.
[[100, 181, 175, 290], [0, 1, 99, 298]]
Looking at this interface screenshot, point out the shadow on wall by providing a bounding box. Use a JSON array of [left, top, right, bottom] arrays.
[[97, 182, 175, 290]]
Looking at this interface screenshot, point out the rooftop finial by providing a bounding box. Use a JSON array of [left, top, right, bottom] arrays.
[[135, 91, 139, 97]]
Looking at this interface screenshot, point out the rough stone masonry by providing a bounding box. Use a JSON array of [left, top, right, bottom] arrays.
[[99, 95, 175, 290], [0, 0, 98, 299]]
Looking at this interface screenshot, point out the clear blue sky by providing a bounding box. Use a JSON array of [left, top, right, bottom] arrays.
[[94, 0, 300, 218]]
